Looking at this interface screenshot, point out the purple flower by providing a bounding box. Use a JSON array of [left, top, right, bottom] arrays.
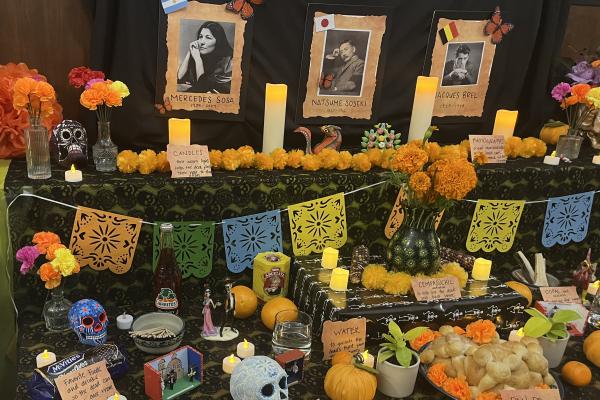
[[551, 82, 571, 101], [85, 78, 105, 89], [566, 61, 595, 83], [16, 245, 40, 274]]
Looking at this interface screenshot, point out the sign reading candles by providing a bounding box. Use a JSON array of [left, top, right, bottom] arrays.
[[408, 76, 438, 142], [492, 110, 518, 138], [262, 83, 287, 154], [168, 118, 191, 146]]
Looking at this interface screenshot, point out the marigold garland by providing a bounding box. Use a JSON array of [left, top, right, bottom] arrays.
[[222, 149, 241, 171], [351, 153, 371, 172], [383, 271, 412, 295], [156, 151, 170, 172], [336, 151, 353, 170], [287, 149, 304, 168], [440, 262, 468, 288], [254, 152, 274, 170], [238, 145, 255, 168], [117, 150, 139, 173], [361, 264, 389, 290], [209, 149, 223, 168], [318, 148, 340, 169], [366, 148, 383, 167], [301, 154, 321, 171], [270, 148, 288, 170], [138, 149, 157, 174]]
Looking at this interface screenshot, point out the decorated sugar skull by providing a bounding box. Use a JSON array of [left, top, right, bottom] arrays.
[[68, 299, 108, 346], [50, 119, 88, 168], [230, 356, 288, 400]]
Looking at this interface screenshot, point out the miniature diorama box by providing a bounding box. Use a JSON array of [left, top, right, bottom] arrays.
[[144, 345, 204, 400]]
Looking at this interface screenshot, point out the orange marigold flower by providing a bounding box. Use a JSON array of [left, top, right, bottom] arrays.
[[301, 154, 321, 171], [13, 77, 37, 96], [390, 145, 428, 173], [442, 377, 471, 400], [465, 319, 497, 344], [39, 262, 61, 289], [254, 152, 274, 171], [504, 136, 522, 158], [410, 329, 441, 351], [472, 152, 488, 165], [209, 150, 223, 169], [238, 145, 255, 168], [430, 158, 477, 201], [336, 151, 352, 170], [32, 81, 56, 102], [427, 363, 448, 387], [562, 95, 578, 108], [287, 149, 304, 168], [366, 148, 383, 167], [571, 83, 591, 100], [32, 231, 61, 254], [380, 148, 396, 169], [270, 148, 288, 170], [46, 243, 66, 261], [477, 392, 501, 400], [409, 171, 431, 197], [318, 148, 340, 169], [424, 141, 442, 162], [351, 153, 371, 172], [80, 88, 103, 110], [222, 149, 241, 171]]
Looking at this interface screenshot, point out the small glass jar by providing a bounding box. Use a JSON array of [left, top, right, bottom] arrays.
[[555, 133, 583, 160]]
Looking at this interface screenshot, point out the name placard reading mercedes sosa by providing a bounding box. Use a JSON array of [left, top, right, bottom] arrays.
[[411, 276, 461, 301]]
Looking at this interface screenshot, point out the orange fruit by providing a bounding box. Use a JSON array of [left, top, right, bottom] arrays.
[[260, 297, 297, 330], [506, 281, 533, 306], [561, 361, 592, 387], [331, 351, 353, 366], [231, 285, 258, 319]]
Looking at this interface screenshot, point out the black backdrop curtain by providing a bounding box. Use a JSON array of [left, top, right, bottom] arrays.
[[89, 0, 571, 151]]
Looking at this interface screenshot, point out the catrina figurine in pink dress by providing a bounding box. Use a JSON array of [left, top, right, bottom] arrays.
[[202, 288, 217, 337]]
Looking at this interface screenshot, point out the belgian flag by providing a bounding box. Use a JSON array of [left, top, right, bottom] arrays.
[[438, 22, 459, 44]]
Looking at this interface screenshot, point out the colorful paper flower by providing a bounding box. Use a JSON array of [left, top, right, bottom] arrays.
[[50, 248, 80, 277], [16, 245, 40, 275], [39, 262, 61, 289], [110, 80, 130, 98], [465, 319, 497, 344], [46, 243, 66, 261], [32, 231, 61, 254], [441, 377, 471, 400], [427, 363, 448, 387], [551, 82, 571, 101], [587, 87, 600, 108]]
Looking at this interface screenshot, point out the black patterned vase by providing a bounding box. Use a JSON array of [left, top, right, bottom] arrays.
[[386, 207, 441, 275]]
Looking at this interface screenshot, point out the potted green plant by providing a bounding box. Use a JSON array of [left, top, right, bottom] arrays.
[[523, 308, 581, 368], [376, 321, 428, 398]]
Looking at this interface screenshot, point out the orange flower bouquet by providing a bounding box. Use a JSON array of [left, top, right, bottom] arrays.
[[386, 126, 477, 274]]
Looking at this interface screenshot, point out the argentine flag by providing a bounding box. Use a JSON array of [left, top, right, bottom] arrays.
[[162, 0, 188, 14]]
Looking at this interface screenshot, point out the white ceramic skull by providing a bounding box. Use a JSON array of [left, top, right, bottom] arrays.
[[50, 119, 88, 168], [230, 356, 288, 400], [67, 299, 108, 346]]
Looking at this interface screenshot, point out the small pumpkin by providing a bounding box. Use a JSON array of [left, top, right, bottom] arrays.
[[539, 120, 569, 145], [583, 330, 600, 367], [561, 361, 592, 386], [331, 351, 353, 366], [324, 362, 377, 400], [260, 297, 297, 330], [505, 280, 533, 306]]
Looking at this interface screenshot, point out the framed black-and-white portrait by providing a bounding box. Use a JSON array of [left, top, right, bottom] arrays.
[[156, 1, 253, 120]]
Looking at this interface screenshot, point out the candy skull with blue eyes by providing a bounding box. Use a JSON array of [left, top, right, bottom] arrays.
[[68, 299, 108, 346]]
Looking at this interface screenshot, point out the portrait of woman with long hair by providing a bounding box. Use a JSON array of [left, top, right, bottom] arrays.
[[177, 21, 233, 94]]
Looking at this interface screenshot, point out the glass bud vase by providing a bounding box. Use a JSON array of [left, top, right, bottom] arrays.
[[25, 124, 51, 179], [42, 283, 72, 332], [555, 129, 584, 160], [386, 207, 441, 275], [92, 120, 118, 172]]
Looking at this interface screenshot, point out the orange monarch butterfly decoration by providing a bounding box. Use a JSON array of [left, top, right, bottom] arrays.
[[319, 73, 334, 90], [154, 97, 172, 114], [226, 0, 264, 20], [484, 6, 514, 45]]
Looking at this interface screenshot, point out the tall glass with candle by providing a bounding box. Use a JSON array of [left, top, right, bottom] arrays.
[[262, 84, 287, 153], [492, 110, 518, 138], [408, 76, 439, 142]]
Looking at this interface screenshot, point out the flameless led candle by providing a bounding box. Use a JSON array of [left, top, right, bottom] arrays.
[[222, 354, 241, 374], [588, 280, 600, 296], [168, 118, 191, 146], [508, 328, 525, 342], [321, 247, 339, 269], [472, 258, 492, 281], [36, 349, 56, 369], [262, 83, 287, 154], [236, 338, 255, 359], [64, 164, 82, 183], [329, 268, 349, 292], [408, 76, 439, 142], [544, 150, 560, 166], [492, 110, 518, 138], [361, 350, 375, 368], [107, 393, 127, 400], [116, 312, 133, 330]]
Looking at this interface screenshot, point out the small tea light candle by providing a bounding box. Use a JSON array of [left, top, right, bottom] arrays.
[[65, 164, 82, 183], [593, 155, 600, 165], [321, 247, 339, 269], [236, 338, 255, 359], [168, 118, 191, 146], [472, 258, 492, 281], [588, 280, 600, 296], [36, 349, 56, 369], [508, 328, 525, 342], [492, 109, 518, 138], [544, 150, 560, 166], [116, 312, 133, 330], [361, 350, 375, 368], [222, 354, 241, 374], [107, 393, 127, 400], [329, 268, 349, 292]]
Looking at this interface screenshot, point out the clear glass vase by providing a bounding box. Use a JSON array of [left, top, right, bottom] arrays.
[[555, 128, 584, 160], [92, 120, 118, 172], [25, 124, 51, 179], [42, 283, 72, 332]]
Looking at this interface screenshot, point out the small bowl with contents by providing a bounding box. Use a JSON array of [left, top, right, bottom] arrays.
[[130, 312, 185, 354]]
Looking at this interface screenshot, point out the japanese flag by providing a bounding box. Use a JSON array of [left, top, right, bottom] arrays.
[[315, 14, 335, 32]]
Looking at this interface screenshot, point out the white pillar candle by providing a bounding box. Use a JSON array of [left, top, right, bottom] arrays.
[[361, 350, 375, 368], [236, 338, 255, 359], [262, 83, 287, 154], [407, 76, 439, 143], [116, 313, 133, 330], [492, 110, 518, 138], [168, 118, 191, 146], [508, 328, 525, 342], [65, 164, 82, 183], [36, 349, 56, 368], [222, 354, 241, 374]]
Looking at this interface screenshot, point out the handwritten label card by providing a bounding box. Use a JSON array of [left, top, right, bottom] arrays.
[[469, 134, 506, 163], [500, 388, 561, 400], [55, 360, 116, 400], [411, 276, 461, 301], [540, 286, 581, 304], [166, 144, 212, 178], [321, 318, 366, 360]]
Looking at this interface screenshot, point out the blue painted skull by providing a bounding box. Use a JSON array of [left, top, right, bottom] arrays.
[[68, 299, 108, 346], [230, 356, 288, 400]]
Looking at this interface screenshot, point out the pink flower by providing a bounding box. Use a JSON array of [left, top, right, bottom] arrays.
[[551, 82, 571, 102], [85, 78, 105, 89], [16, 245, 40, 274]]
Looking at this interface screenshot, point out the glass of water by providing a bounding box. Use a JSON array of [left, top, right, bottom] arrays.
[[272, 309, 313, 360]]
